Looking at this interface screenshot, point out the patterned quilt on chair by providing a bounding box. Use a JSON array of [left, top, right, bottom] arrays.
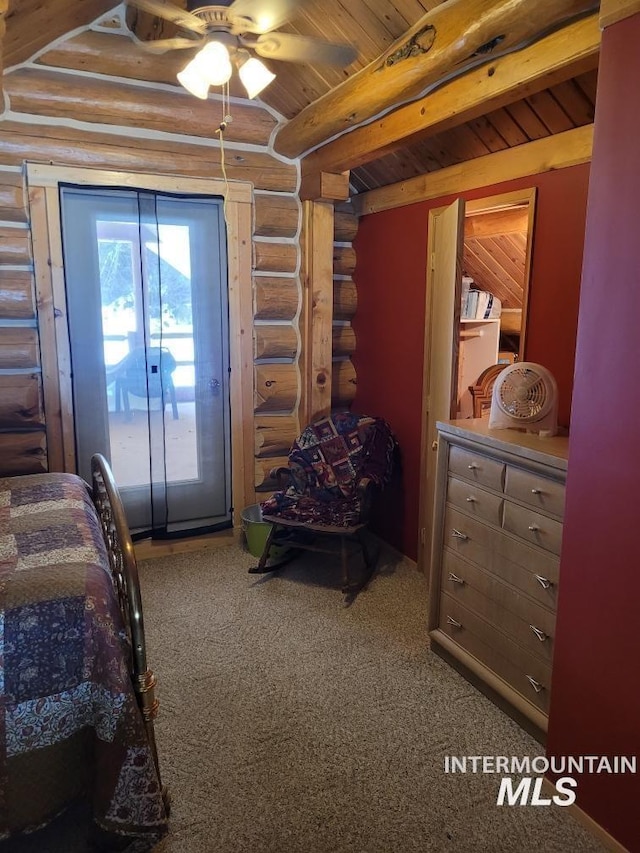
[[260, 412, 395, 528], [0, 472, 168, 850]]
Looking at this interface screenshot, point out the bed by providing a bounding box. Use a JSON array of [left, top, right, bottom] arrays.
[[0, 455, 168, 849]]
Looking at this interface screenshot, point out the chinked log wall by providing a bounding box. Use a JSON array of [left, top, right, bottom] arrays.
[[0, 169, 45, 473], [0, 29, 359, 501], [252, 202, 358, 492]]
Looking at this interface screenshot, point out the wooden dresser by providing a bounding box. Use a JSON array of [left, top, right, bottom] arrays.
[[428, 419, 569, 741]]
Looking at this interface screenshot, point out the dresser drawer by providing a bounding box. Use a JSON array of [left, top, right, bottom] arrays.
[[503, 502, 564, 556], [448, 445, 505, 491], [438, 595, 551, 713], [491, 540, 559, 611], [505, 465, 565, 517], [443, 507, 559, 610], [447, 477, 503, 526], [441, 552, 555, 662]]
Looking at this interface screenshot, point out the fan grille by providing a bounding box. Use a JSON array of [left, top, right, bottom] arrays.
[[496, 367, 553, 422]]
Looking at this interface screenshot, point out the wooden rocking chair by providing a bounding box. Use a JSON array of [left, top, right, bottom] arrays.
[[249, 412, 396, 605]]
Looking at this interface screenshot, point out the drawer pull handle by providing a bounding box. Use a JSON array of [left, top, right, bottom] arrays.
[[526, 675, 544, 693], [451, 528, 468, 541], [531, 488, 542, 495], [447, 616, 462, 628], [534, 574, 552, 590], [528, 524, 540, 532], [467, 463, 478, 470], [529, 624, 548, 642], [465, 496, 476, 503], [448, 572, 465, 585]]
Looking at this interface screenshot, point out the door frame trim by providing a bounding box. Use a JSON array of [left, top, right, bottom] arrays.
[[27, 163, 254, 525], [417, 200, 464, 580]]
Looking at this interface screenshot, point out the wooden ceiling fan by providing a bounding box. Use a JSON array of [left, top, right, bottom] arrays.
[[126, 0, 358, 96]]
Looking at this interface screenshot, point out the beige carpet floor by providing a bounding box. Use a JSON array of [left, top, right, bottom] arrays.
[[4, 541, 606, 853]]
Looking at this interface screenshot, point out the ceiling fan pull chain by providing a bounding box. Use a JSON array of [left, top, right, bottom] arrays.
[[216, 81, 232, 228]]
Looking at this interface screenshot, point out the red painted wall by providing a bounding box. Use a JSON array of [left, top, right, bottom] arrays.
[[546, 16, 640, 851], [353, 167, 590, 560]]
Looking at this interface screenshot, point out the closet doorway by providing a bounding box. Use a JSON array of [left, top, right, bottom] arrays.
[[417, 188, 536, 576]]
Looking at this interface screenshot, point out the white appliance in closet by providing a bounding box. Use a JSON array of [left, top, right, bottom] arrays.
[[457, 318, 500, 418]]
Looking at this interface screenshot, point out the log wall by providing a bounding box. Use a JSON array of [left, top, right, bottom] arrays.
[[252, 179, 300, 493], [0, 166, 47, 473], [331, 205, 359, 421], [0, 17, 361, 501]]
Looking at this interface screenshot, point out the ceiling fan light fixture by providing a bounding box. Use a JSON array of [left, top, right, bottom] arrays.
[[177, 40, 233, 98], [238, 56, 275, 99], [177, 57, 211, 99], [130, 0, 358, 102], [199, 40, 233, 87]]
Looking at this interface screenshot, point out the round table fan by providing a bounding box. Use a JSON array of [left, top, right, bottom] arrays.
[[488, 362, 558, 435]]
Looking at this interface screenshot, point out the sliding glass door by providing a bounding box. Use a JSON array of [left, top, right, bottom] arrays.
[[60, 186, 232, 535]]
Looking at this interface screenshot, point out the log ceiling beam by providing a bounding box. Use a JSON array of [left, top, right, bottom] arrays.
[[2, 0, 116, 69], [353, 124, 594, 217], [299, 171, 350, 203], [301, 14, 600, 179], [273, 0, 599, 160], [600, 0, 640, 27]]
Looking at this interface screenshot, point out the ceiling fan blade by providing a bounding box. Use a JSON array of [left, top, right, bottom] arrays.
[[252, 32, 357, 66], [134, 36, 205, 53], [229, 0, 310, 34], [126, 0, 208, 35]]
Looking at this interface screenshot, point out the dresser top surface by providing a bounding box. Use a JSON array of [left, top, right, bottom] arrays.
[[437, 419, 569, 471]]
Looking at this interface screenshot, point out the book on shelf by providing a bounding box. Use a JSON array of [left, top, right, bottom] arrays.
[[461, 289, 502, 320], [475, 291, 501, 320], [461, 275, 472, 317], [466, 290, 479, 319]]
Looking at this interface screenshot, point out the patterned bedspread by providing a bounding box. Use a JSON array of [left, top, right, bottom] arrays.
[[0, 472, 168, 849]]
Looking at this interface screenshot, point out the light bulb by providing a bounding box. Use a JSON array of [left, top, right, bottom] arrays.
[[177, 41, 233, 97], [239, 56, 275, 99], [199, 41, 233, 87], [177, 57, 210, 99]]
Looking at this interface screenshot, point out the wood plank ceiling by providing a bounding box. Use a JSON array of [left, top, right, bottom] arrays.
[[464, 209, 528, 311], [2, 0, 598, 193], [349, 69, 597, 192]]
